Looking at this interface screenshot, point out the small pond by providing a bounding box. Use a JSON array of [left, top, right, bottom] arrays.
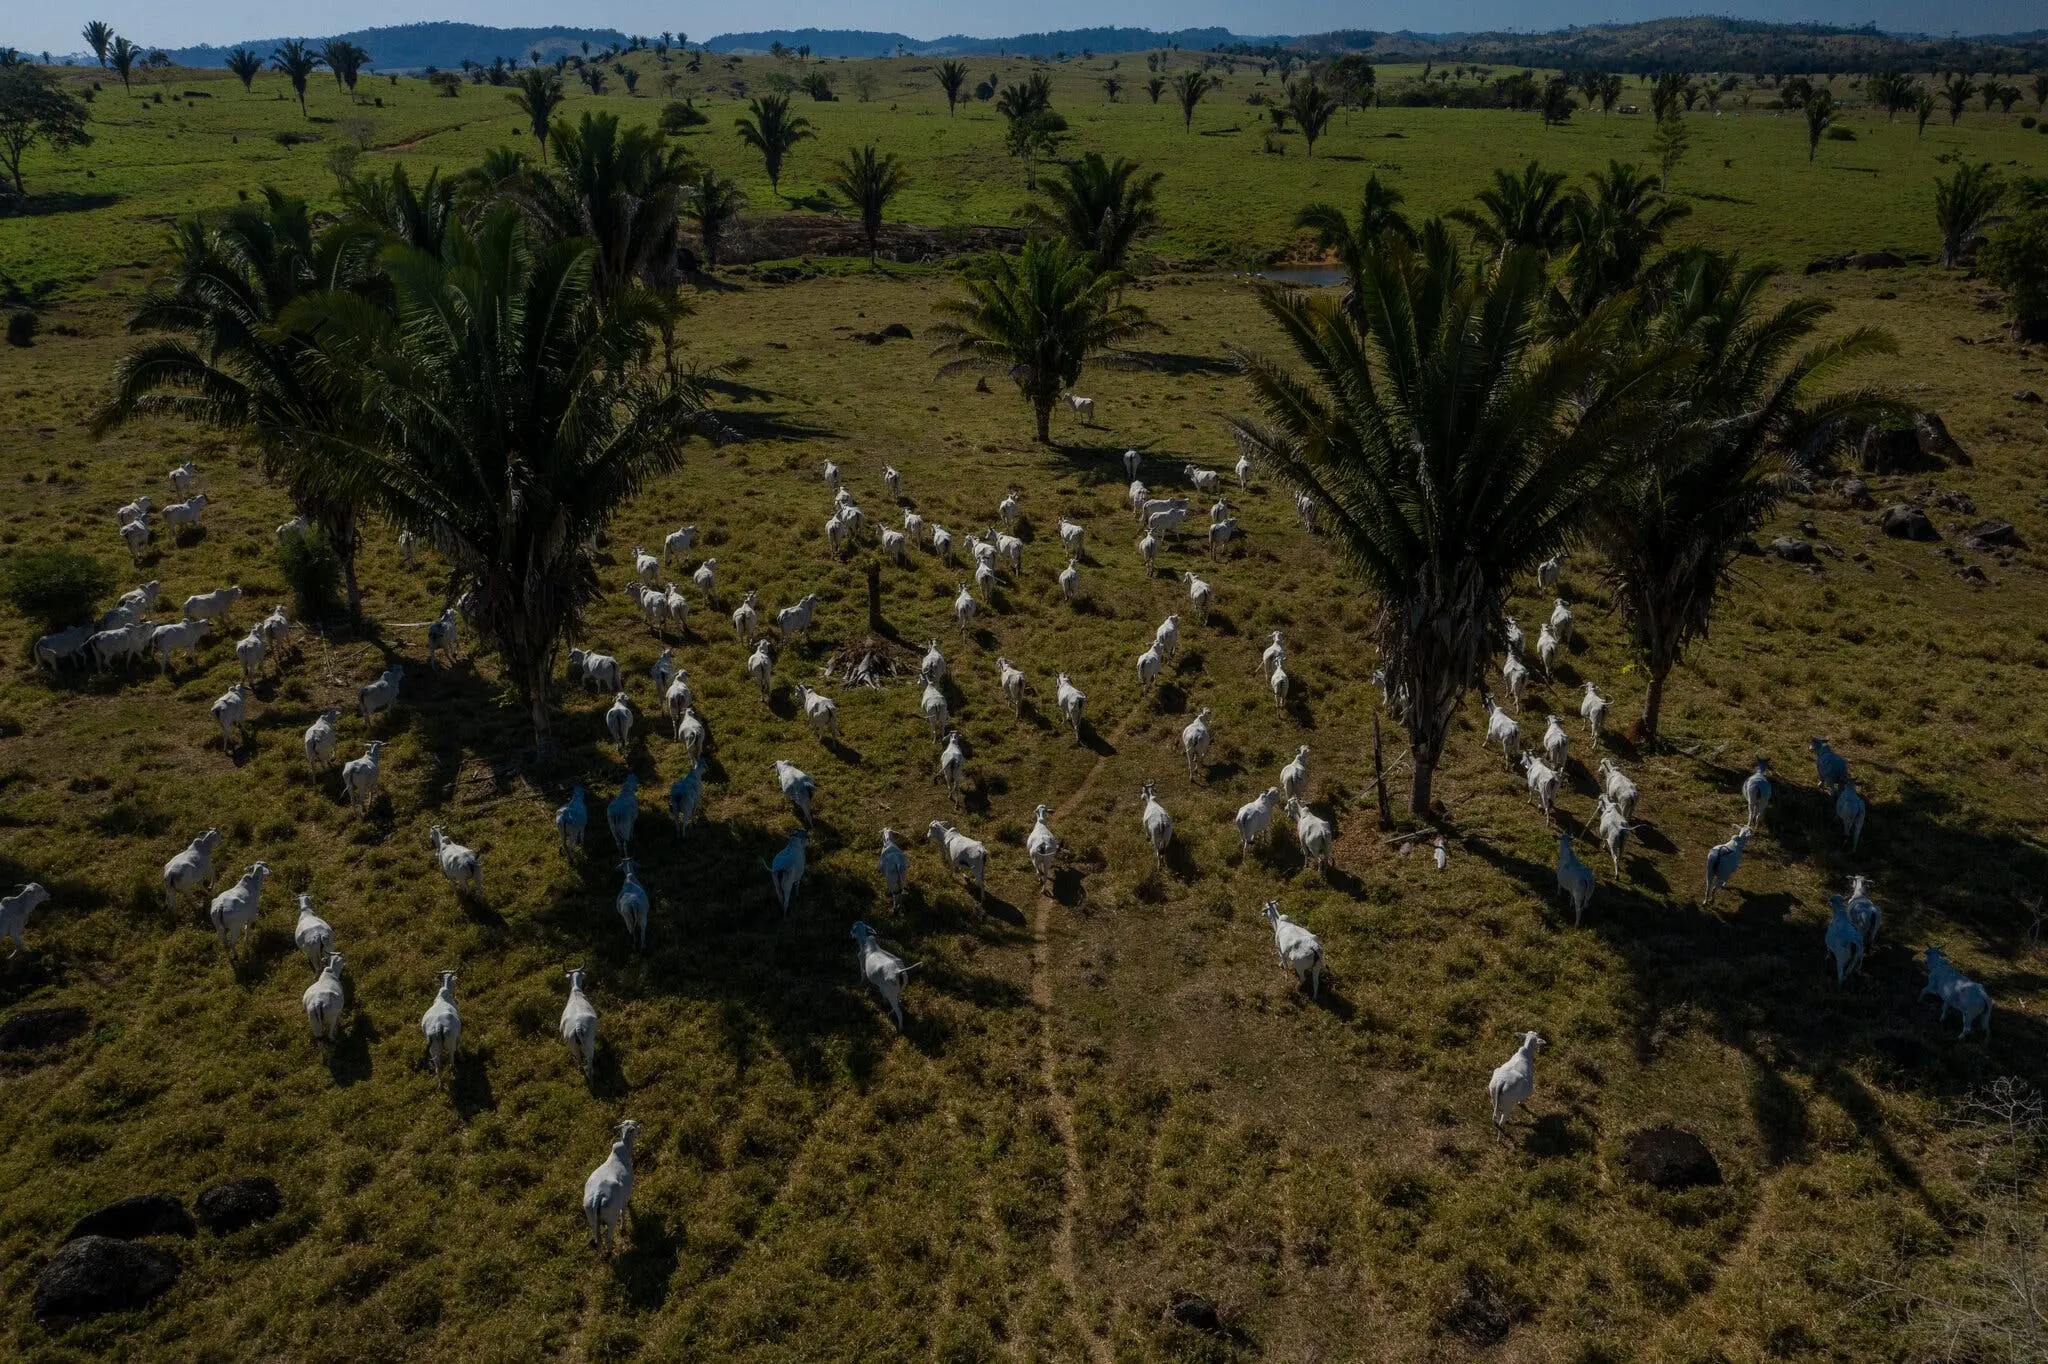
[[1253, 266, 1348, 288]]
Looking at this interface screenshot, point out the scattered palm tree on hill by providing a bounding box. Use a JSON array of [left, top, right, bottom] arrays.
[[288, 210, 710, 754], [930, 237, 1154, 443], [322, 40, 369, 97], [523, 111, 696, 303], [1588, 252, 1897, 742], [271, 39, 322, 117], [1028, 152, 1162, 274], [1287, 79, 1338, 155], [1228, 228, 1668, 814], [734, 93, 813, 194], [827, 144, 909, 262], [1804, 90, 1835, 161], [1294, 175, 1416, 322], [1449, 160, 1572, 259], [1942, 72, 1976, 124], [508, 67, 566, 163], [1555, 160, 1691, 320], [1171, 69, 1215, 130], [342, 162, 456, 257], [81, 21, 113, 68], [109, 36, 139, 92], [682, 166, 745, 268], [936, 60, 968, 115], [225, 47, 262, 93], [1934, 162, 2005, 267]]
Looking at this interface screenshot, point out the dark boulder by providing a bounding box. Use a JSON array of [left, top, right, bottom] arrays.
[[32, 1236, 180, 1321], [1845, 250, 1905, 270], [1915, 411, 1971, 465], [1837, 476, 1873, 507], [879, 322, 913, 339], [1164, 1294, 1223, 1333], [1622, 1126, 1723, 1190], [1964, 521, 2021, 551], [1857, 425, 1920, 474], [1880, 505, 1938, 541], [2015, 390, 2042, 404], [1765, 536, 1815, 563], [0, 1006, 89, 1053], [64, 1193, 195, 1244], [195, 1177, 282, 1235]]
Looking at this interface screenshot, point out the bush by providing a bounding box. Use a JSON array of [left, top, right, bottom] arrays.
[[5, 310, 35, 347], [277, 528, 343, 621], [658, 98, 707, 133], [1826, 125, 1856, 141], [1981, 208, 2048, 342], [2024, 115, 2038, 129], [4, 549, 115, 630]]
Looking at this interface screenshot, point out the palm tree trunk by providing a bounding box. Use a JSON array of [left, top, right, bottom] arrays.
[[1639, 664, 1669, 747], [524, 658, 555, 760], [1409, 747, 1436, 816], [1035, 399, 1052, 444]]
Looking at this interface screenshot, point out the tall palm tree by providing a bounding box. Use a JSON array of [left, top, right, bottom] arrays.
[[286, 210, 709, 753], [936, 60, 968, 115], [682, 166, 745, 268], [1554, 160, 1690, 320], [1934, 162, 2005, 267], [827, 144, 909, 262], [93, 189, 380, 616], [508, 67, 566, 163], [322, 40, 369, 96], [1804, 90, 1835, 161], [1295, 175, 1417, 325], [1287, 79, 1338, 154], [1027, 152, 1162, 274], [271, 40, 322, 117], [1449, 160, 1572, 260], [1171, 69, 1214, 131], [734, 93, 813, 194], [1942, 72, 1976, 124], [109, 36, 139, 92], [930, 237, 1154, 444], [995, 74, 1064, 188], [81, 21, 113, 68], [224, 47, 263, 93], [521, 112, 697, 304], [1228, 228, 1668, 813], [1587, 253, 1897, 742], [342, 162, 456, 257]]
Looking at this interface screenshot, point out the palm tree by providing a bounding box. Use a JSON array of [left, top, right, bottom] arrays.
[[287, 210, 709, 754], [995, 74, 1064, 188], [1147, 76, 1166, 104], [94, 189, 380, 616], [342, 162, 456, 257], [1171, 69, 1214, 130], [521, 112, 696, 304], [81, 21, 113, 68], [734, 93, 814, 194], [1027, 152, 1162, 274], [1804, 90, 1835, 161], [1228, 228, 1666, 814], [271, 40, 322, 117], [1942, 72, 1976, 123], [682, 167, 745, 268], [225, 47, 262, 93], [508, 67, 566, 162], [1449, 161, 1572, 260], [579, 65, 606, 96], [1287, 79, 1338, 154], [827, 144, 909, 262], [936, 59, 968, 115], [1294, 175, 1416, 324], [930, 237, 1154, 444], [1934, 162, 2005, 267], [1555, 160, 1691, 319], [322, 40, 369, 96], [1916, 90, 1937, 136], [1588, 253, 1896, 742], [109, 36, 139, 92]]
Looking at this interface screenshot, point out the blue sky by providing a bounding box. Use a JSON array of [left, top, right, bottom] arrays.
[[8, 2, 2040, 58]]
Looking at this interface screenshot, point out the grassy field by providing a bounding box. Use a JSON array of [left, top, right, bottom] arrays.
[[2, 46, 2048, 1364]]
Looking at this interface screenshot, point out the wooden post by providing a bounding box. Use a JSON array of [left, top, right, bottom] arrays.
[[1373, 712, 1393, 829], [865, 558, 883, 633]]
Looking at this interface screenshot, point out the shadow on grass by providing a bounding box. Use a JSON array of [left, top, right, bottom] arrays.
[[4, 190, 122, 218]]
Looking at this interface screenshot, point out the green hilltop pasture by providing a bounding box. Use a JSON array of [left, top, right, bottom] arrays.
[[1, 44, 2047, 1363]]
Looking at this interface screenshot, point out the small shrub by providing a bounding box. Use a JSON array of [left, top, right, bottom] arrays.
[[659, 98, 707, 133], [278, 528, 343, 621], [2024, 116, 2038, 129], [5, 310, 35, 347], [1826, 125, 1856, 141], [1263, 130, 1285, 155], [4, 548, 115, 630]]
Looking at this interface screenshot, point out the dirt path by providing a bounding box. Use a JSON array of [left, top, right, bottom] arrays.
[[1027, 705, 1145, 1364]]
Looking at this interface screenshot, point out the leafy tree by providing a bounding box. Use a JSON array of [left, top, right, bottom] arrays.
[[291, 210, 709, 753], [508, 67, 566, 162], [1651, 71, 1688, 122], [1028, 152, 1161, 274], [658, 98, 706, 132], [271, 39, 322, 117], [1935, 162, 2005, 266], [681, 166, 745, 267], [930, 237, 1153, 443], [81, 21, 113, 68], [1146, 75, 1165, 104], [0, 60, 92, 198], [1943, 72, 1976, 123], [4, 548, 114, 630], [1599, 72, 1623, 114], [1541, 76, 1577, 125], [1288, 79, 1338, 153], [1649, 111, 1689, 188], [1981, 208, 2048, 341], [322, 40, 369, 96], [1449, 160, 1572, 259], [1325, 53, 1376, 108], [622, 68, 639, 96], [996, 75, 1064, 188], [734, 92, 813, 193], [1229, 229, 1665, 813], [95, 188, 380, 615], [1171, 69, 1214, 130], [1804, 90, 1835, 161], [109, 36, 138, 92], [1589, 253, 1895, 741], [827, 143, 909, 262], [225, 47, 262, 92], [1867, 68, 1913, 118], [936, 59, 968, 115]]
